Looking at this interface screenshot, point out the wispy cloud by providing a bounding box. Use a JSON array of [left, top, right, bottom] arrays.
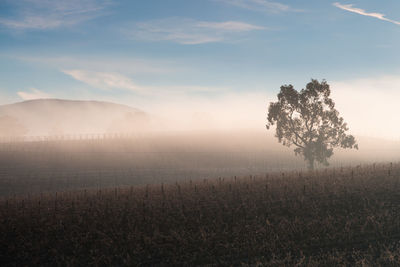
[[63, 70, 146, 94], [63, 69, 226, 95], [18, 55, 176, 75], [197, 21, 264, 31], [129, 18, 265, 45], [17, 88, 51, 100], [333, 2, 400, 26], [215, 0, 298, 13], [0, 0, 110, 30]]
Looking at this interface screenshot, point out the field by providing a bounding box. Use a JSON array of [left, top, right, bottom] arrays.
[[1, 162, 400, 266], [0, 132, 308, 197], [0, 132, 398, 197]]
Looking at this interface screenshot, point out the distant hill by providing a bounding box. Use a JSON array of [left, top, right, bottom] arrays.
[[0, 99, 149, 136]]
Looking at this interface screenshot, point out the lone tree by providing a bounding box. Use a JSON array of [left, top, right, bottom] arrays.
[[266, 79, 358, 170]]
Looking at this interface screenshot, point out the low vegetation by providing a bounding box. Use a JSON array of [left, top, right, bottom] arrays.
[[0, 134, 307, 197], [1, 162, 400, 266]]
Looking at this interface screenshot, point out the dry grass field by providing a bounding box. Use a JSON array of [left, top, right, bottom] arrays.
[[1, 162, 400, 266]]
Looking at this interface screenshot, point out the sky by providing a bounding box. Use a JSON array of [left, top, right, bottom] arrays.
[[0, 0, 399, 139]]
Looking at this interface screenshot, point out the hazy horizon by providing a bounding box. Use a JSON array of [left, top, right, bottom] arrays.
[[1, 1, 399, 140], [1, 94, 399, 142], [1, 2, 400, 264]]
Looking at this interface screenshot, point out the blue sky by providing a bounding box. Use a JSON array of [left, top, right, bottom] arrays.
[[0, 0, 399, 137]]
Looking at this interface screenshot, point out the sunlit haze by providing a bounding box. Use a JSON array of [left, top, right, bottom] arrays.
[[0, 0, 399, 139], [2, 2, 400, 265]]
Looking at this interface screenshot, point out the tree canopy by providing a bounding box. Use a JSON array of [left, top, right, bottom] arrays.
[[266, 79, 358, 169]]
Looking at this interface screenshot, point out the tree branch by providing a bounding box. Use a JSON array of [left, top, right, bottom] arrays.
[[287, 109, 308, 147]]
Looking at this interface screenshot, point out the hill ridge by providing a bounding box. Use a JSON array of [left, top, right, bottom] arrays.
[[0, 98, 149, 136]]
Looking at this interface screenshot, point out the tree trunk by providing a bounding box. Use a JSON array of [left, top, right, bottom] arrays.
[[307, 158, 314, 170]]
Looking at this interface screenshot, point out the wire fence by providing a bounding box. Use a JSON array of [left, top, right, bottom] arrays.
[[0, 132, 148, 143]]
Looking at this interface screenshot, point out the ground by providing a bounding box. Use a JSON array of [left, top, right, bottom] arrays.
[[1, 163, 399, 266]]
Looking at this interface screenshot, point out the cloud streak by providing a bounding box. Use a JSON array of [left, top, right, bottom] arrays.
[[63, 69, 227, 96], [63, 70, 146, 94], [0, 0, 109, 30], [216, 0, 298, 13], [333, 2, 400, 26], [197, 21, 264, 31], [17, 88, 51, 100], [129, 18, 265, 44], [19, 55, 174, 75]]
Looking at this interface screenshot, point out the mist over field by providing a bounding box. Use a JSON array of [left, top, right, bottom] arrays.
[[0, 97, 399, 197], [1, 0, 400, 265]]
